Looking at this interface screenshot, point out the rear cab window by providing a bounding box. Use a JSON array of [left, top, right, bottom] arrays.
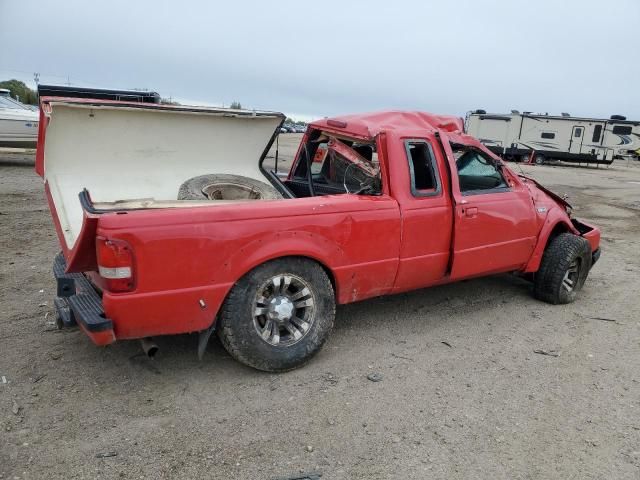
[[287, 131, 382, 197]]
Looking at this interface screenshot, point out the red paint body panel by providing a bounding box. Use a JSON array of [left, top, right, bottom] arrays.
[[384, 130, 453, 292], [35, 106, 49, 177], [310, 111, 464, 139], [37, 103, 601, 346], [450, 189, 538, 278], [104, 284, 231, 338], [580, 221, 601, 253], [95, 195, 401, 336], [437, 133, 538, 278], [524, 209, 575, 273]]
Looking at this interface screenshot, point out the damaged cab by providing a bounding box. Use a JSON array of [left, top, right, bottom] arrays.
[[37, 87, 601, 372]]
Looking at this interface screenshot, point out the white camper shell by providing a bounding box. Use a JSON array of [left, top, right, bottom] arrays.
[[465, 110, 640, 165]]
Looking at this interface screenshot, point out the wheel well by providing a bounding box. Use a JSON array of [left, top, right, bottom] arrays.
[[289, 255, 337, 295], [209, 255, 338, 333], [314, 260, 337, 294], [545, 222, 571, 250], [244, 255, 337, 294], [526, 220, 575, 274]]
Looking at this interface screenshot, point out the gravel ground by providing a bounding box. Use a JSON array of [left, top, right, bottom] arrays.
[[1, 141, 639, 480]]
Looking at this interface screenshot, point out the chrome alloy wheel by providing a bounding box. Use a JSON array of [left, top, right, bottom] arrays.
[[252, 274, 315, 347], [561, 259, 580, 293]]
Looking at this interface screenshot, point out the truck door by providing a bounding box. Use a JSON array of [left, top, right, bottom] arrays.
[[444, 143, 538, 279], [569, 126, 584, 154], [392, 138, 453, 292]]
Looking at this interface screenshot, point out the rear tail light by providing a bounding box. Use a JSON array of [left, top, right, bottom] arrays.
[[96, 237, 135, 292]]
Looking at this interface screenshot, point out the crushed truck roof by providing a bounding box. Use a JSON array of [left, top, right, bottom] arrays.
[[311, 111, 464, 139]]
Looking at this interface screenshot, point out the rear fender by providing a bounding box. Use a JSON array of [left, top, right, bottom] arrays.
[[221, 231, 347, 300], [525, 208, 578, 273]]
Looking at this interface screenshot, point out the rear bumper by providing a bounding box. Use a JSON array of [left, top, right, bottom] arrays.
[[53, 252, 229, 342], [592, 248, 601, 267], [53, 253, 115, 346]]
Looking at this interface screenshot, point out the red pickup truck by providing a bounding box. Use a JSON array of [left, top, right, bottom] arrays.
[[37, 87, 601, 372]]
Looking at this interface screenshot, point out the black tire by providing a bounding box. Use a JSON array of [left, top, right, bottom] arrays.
[[216, 258, 335, 372], [534, 233, 592, 304], [177, 174, 281, 200], [54, 309, 65, 330], [534, 154, 545, 165]]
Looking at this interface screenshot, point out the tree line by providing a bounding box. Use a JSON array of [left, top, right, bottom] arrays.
[[0, 79, 38, 105]]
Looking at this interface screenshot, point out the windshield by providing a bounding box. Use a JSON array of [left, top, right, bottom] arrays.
[[454, 147, 508, 192]]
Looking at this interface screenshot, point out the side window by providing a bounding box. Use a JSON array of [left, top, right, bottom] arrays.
[[612, 125, 632, 135], [405, 140, 440, 196], [592, 125, 602, 142], [541, 132, 555, 139], [456, 150, 508, 194], [574, 128, 582, 138]]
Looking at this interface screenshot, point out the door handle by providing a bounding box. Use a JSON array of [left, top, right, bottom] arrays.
[[465, 207, 478, 217]]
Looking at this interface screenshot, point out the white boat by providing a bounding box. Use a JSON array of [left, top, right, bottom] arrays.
[[0, 88, 39, 148]]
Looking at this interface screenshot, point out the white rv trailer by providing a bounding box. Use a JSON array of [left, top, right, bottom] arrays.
[[465, 110, 640, 165]]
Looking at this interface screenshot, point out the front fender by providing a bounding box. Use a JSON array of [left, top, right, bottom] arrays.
[[524, 207, 577, 273]]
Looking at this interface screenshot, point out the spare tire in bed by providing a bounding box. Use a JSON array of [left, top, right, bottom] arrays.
[[178, 174, 282, 200]]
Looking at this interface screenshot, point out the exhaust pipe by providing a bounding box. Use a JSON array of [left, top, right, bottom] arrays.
[[140, 338, 159, 358]]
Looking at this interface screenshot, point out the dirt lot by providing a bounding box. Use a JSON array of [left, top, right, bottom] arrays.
[[1, 139, 639, 480]]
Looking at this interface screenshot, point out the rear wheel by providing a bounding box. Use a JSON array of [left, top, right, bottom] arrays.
[[535, 154, 546, 165], [217, 258, 335, 372], [534, 233, 592, 304]]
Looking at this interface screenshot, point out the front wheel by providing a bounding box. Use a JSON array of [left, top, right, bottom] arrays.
[[217, 258, 335, 372], [534, 233, 592, 304]]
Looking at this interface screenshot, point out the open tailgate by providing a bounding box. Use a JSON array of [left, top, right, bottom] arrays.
[[35, 86, 284, 272]]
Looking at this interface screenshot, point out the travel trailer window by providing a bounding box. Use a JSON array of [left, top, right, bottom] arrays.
[[541, 132, 555, 139], [612, 125, 632, 135], [574, 129, 582, 137], [592, 125, 602, 142], [404, 140, 441, 196], [455, 149, 507, 194]]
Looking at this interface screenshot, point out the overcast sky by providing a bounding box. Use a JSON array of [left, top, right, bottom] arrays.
[[1, 0, 638, 121]]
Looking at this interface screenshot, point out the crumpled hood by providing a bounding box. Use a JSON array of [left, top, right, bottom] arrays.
[[519, 174, 572, 212]]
